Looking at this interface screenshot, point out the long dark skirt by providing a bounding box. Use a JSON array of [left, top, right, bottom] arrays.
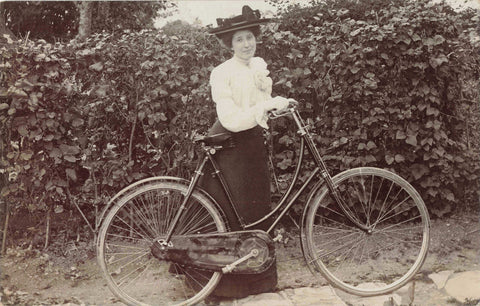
[[198, 120, 277, 298]]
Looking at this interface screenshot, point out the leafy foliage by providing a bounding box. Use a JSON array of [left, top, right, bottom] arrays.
[[0, 27, 230, 218], [0, 0, 478, 231], [2, 1, 168, 42], [261, 0, 479, 216], [3, 1, 78, 41]]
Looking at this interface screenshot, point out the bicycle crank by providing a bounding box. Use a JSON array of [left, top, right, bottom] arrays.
[[150, 230, 275, 274]]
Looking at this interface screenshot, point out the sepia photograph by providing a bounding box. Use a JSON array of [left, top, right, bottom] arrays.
[[0, 0, 479, 305]]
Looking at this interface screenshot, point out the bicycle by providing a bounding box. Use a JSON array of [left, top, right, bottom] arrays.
[[97, 101, 430, 306]]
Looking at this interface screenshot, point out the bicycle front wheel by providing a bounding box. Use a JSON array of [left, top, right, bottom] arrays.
[[303, 167, 430, 296], [97, 180, 227, 306]]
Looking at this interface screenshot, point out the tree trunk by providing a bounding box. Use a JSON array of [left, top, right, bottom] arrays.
[[75, 1, 93, 41], [0, 2, 17, 43]]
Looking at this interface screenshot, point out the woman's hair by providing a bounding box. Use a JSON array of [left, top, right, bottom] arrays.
[[218, 26, 261, 49]]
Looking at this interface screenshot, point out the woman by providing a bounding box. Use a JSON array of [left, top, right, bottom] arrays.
[[198, 5, 290, 298]]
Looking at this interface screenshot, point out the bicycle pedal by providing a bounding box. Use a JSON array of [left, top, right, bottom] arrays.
[[222, 249, 259, 273]]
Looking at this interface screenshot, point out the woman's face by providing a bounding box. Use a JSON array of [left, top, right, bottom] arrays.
[[231, 30, 256, 61]]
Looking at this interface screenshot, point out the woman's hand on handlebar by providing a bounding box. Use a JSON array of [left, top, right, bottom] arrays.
[[286, 98, 298, 108], [264, 96, 289, 112], [267, 98, 298, 118]]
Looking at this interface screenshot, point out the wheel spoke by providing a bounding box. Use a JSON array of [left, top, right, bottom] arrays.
[[305, 168, 430, 296], [98, 182, 225, 305]]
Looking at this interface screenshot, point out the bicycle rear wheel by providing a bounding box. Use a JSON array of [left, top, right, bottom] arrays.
[[97, 180, 227, 306], [303, 167, 430, 296]]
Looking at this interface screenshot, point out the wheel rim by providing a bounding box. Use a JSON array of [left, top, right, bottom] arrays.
[[306, 168, 429, 296], [98, 182, 225, 305]]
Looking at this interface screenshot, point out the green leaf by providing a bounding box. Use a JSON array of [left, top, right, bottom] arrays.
[[405, 135, 417, 146], [89, 62, 104, 71], [454, 156, 464, 162], [54, 205, 64, 214], [140, 60, 154, 70], [20, 150, 34, 161], [279, 135, 293, 146], [411, 33, 421, 42], [94, 85, 109, 97], [443, 189, 455, 202], [350, 66, 361, 74], [2, 33, 14, 44], [426, 120, 441, 130], [385, 155, 394, 165], [138, 111, 146, 121], [277, 158, 292, 170], [433, 147, 445, 157], [65, 168, 77, 181], [396, 130, 406, 140], [9, 87, 28, 97], [72, 118, 84, 127], [159, 113, 168, 121], [44, 134, 54, 141], [411, 163, 429, 180], [433, 35, 446, 45], [365, 155, 376, 163], [395, 154, 405, 163], [422, 35, 445, 46], [429, 54, 448, 68], [350, 28, 361, 37], [18, 125, 29, 137], [34, 53, 47, 61], [366, 141, 377, 150], [64, 155, 76, 162], [46, 119, 56, 127], [49, 148, 62, 158], [421, 138, 433, 146], [426, 106, 439, 116], [364, 79, 377, 89], [59, 144, 80, 155]]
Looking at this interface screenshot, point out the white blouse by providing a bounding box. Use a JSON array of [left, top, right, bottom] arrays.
[[210, 56, 273, 132]]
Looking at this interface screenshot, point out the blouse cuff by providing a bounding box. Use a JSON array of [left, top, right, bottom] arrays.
[[254, 103, 268, 129]]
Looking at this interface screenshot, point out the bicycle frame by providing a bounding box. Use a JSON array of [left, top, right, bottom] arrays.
[[164, 107, 369, 242]]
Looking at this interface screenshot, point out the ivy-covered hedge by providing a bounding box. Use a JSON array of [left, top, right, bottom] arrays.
[[260, 0, 479, 216], [0, 0, 478, 232], [1, 29, 228, 219]]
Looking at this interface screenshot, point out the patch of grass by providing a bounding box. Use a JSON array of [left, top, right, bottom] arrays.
[[447, 297, 480, 305]]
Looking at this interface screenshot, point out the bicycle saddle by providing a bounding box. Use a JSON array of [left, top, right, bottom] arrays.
[[194, 132, 233, 146]]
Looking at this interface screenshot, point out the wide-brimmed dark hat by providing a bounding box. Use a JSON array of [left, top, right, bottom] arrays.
[[209, 5, 270, 36]]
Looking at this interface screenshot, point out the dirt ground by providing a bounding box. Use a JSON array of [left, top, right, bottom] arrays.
[[1, 210, 479, 305]]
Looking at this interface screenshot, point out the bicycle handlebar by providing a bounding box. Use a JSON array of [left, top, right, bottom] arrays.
[[268, 99, 298, 119]]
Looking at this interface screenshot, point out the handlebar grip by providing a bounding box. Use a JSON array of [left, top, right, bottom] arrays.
[[268, 99, 298, 118]]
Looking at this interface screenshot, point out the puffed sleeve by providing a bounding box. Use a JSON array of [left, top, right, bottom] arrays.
[[210, 67, 266, 132]]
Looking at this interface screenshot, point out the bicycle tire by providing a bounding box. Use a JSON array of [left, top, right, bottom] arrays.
[[97, 180, 227, 306], [302, 167, 430, 296], [96, 176, 183, 230]]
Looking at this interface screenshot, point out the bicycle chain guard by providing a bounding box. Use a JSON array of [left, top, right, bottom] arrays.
[[150, 230, 275, 274]]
